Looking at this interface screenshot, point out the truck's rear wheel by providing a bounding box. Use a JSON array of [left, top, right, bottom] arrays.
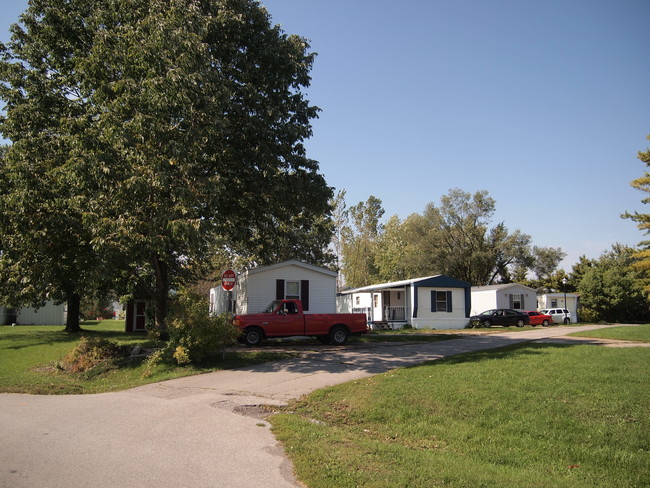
[[329, 326, 349, 345], [243, 327, 264, 347]]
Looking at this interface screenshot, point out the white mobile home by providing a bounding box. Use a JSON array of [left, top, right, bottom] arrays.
[[1, 302, 66, 326], [338, 275, 472, 330], [470, 283, 537, 315], [537, 292, 579, 323], [210, 260, 338, 315]]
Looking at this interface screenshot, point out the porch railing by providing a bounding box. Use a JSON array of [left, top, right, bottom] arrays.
[[384, 306, 406, 321], [352, 307, 371, 320]]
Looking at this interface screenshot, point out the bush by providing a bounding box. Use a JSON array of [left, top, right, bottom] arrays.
[[60, 336, 130, 373], [160, 290, 240, 365]]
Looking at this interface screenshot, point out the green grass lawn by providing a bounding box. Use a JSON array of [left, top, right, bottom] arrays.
[[271, 342, 650, 488], [0, 321, 296, 394], [569, 323, 650, 342]]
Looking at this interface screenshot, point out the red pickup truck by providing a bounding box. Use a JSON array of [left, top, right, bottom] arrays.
[[233, 299, 368, 346]]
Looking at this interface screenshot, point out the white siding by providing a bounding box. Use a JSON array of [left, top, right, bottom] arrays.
[[0, 306, 9, 325], [470, 290, 499, 316], [246, 264, 336, 314], [470, 284, 537, 315], [15, 302, 66, 325], [210, 262, 337, 315], [411, 287, 468, 329]]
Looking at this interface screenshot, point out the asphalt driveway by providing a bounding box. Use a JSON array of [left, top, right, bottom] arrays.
[[0, 324, 643, 488]]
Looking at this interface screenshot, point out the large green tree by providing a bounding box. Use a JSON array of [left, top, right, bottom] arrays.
[[0, 0, 332, 332]]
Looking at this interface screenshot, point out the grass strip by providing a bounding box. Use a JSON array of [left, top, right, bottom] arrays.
[[271, 343, 650, 488], [568, 323, 650, 342], [0, 321, 296, 394]]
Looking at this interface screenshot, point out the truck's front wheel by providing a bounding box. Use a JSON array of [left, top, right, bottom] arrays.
[[329, 326, 349, 345], [243, 327, 264, 347]]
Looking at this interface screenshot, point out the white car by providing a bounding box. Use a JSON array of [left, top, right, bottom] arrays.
[[540, 308, 572, 324]]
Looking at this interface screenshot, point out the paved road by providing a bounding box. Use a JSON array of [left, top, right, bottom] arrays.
[[0, 324, 643, 488]]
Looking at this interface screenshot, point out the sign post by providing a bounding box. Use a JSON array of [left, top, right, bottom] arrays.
[[221, 269, 236, 313]]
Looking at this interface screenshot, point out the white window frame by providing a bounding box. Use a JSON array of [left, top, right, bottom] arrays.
[[285, 281, 300, 300]]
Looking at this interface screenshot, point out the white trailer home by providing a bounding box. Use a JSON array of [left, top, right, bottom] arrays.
[[1, 302, 66, 325], [338, 275, 472, 330], [210, 260, 338, 315], [470, 283, 538, 315]]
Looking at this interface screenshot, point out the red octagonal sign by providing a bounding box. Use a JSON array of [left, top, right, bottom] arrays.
[[221, 269, 236, 291]]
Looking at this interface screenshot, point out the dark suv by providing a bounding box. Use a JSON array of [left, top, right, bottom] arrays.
[[470, 309, 530, 328]]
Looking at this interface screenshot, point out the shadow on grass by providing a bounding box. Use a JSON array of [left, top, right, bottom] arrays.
[[0, 325, 150, 351]]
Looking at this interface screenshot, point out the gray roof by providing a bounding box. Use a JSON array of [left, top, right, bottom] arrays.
[[471, 283, 537, 293]]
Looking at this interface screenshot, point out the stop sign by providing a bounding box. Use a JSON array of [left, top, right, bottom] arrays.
[[221, 269, 236, 291]]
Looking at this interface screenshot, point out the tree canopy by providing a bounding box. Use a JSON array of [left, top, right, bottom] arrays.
[[575, 245, 650, 323], [623, 134, 650, 297], [0, 0, 332, 331], [336, 188, 564, 288]]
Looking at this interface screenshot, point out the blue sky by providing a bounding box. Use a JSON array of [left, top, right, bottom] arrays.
[[2, 0, 649, 271]]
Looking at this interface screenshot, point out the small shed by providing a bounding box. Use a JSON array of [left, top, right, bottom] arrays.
[[337, 275, 472, 330], [125, 299, 149, 332], [470, 283, 537, 315], [210, 260, 338, 315]]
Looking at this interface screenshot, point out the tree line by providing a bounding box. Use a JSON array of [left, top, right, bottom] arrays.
[[334, 188, 566, 289], [334, 183, 650, 323]]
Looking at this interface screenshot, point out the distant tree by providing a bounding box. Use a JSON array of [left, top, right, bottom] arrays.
[[623, 134, 650, 296], [530, 246, 566, 282], [374, 215, 409, 282], [402, 189, 536, 285], [577, 245, 650, 322], [331, 190, 349, 290], [337, 188, 565, 287], [340, 196, 384, 287], [0, 0, 331, 332]]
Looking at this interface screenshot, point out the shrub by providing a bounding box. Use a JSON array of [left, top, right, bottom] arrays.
[[160, 290, 240, 365], [60, 336, 129, 373]]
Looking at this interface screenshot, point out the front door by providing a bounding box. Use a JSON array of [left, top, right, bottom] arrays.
[[133, 300, 147, 332]]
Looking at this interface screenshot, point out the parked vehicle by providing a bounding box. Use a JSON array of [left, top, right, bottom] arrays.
[[232, 299, 368, 346], [469, 309, 530, 328], [526, 310, 552, 327], [540, 308, 572, 324]]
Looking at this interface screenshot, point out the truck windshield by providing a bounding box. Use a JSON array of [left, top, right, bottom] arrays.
[[263, 301, 281, 313]]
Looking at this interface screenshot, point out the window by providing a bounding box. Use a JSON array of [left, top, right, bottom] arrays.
[[286, 281, 300, 300], [431, 290, 453, 313], [355, 296, 360, 306], [436, 291, 448, 312], [551, 299, 558, 307], [512, 294, 522, 309]]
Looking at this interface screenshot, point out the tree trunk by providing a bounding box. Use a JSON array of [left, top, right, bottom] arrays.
[[152, 253, 169, 338], [64, 293, 82, 333]]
